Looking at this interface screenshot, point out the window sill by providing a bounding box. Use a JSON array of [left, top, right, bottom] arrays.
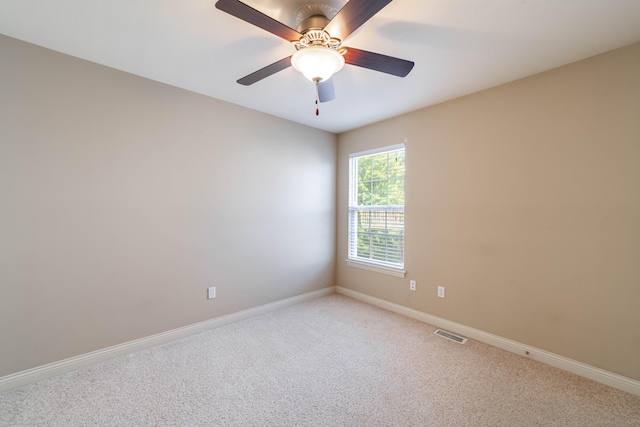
[[346, 259, 406, 278]]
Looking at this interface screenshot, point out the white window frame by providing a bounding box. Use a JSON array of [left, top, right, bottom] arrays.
[[347, 143, 406, 278]]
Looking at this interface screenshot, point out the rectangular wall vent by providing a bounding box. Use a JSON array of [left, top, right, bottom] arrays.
[[434, 329, 468, 344]]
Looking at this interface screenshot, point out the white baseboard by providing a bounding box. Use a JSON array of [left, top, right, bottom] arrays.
[[336, 286, 640, 397], [5, 285, 638, 398], [0, 286, 336, 393]]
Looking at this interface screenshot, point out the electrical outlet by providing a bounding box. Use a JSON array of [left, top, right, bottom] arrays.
[[437, 286, 445, 298], [410, 280, 416, 291], [207, 287, 216, 299]]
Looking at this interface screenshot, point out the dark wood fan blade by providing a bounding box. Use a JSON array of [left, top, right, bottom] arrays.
[[318, 78, 336, 103], [343, 47, 414, 77], [237, 56, 292, 85], [324, 0, 393, 41], [215, 0, 301, 41]]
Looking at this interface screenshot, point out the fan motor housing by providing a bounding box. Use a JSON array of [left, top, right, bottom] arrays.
[[297, 14, 330, 34]]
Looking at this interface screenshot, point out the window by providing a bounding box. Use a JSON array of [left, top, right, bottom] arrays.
[[348, 144, 405, 276]]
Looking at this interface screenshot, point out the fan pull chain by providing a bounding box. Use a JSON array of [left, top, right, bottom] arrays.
[[315, 81, 320, 116]]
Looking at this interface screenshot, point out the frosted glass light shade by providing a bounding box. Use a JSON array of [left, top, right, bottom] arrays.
[[291, 46, 345, 82]]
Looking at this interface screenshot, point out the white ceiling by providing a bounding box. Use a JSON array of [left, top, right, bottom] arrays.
[[2, 0, 640, 134]]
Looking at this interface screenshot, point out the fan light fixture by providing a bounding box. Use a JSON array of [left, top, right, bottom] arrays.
[[291, 46, 345, 83]]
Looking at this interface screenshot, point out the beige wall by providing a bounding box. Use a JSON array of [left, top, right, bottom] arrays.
[[0, 35, 336, 377], [2, 31, 639, 384], [337, 43, 640, 381]]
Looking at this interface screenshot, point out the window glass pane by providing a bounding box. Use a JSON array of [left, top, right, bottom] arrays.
[[357, 179, 370, 206], [358, 156, 372, 183], [388, 150, 405, 179], [388, 178, 404, 205], [371, 180, 388, 206]]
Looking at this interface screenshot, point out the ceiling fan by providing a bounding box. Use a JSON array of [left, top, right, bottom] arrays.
[[215, 0, 414, 103]]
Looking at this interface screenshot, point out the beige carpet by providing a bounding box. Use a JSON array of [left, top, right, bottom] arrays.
[[1, 294, 639, 426]]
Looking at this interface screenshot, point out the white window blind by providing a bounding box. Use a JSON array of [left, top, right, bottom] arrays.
[[348, 144, 405, 271]]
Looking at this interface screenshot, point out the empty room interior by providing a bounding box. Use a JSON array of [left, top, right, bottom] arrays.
[[1, 0, 640, 425]]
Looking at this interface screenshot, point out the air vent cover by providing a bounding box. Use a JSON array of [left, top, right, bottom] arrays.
[[434, 329, 467, 344]]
